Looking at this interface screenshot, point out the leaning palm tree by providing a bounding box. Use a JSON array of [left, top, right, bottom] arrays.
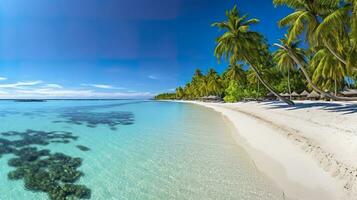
[[212, 5, 294, 105], [274, 0, 355, 68], [273, 36, 304, 99], [273, 0, 357, 100], [274, 0, 356, 82], [274, 41, 357, 100]]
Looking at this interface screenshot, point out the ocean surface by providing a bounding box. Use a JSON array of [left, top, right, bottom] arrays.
[[0, 100, 282, 200]]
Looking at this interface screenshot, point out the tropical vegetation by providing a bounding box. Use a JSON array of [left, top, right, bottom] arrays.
[[155, 1, 357, 104]]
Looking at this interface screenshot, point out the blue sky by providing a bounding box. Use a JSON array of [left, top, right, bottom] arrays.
[[0, 0, 291, 99]]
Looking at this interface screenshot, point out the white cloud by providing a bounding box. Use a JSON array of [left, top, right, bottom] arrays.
[[0, 81, 151, 99], [44, 84, 63, 89], [0, 81, 43, 89], [0, 77, 7, 81], [0, 89, 152, 99], [81, 84, 124, 89], [148, 75, 157, 80]]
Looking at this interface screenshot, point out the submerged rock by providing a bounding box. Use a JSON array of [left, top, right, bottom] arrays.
[[56, 111, 134, 130], [76, 145, 91, 151], [0, 129, 91, 199]]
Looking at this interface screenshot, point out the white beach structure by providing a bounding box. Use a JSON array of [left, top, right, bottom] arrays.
[[340, 89, 357, 97]]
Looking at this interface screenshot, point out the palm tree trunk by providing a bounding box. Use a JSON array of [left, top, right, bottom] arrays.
[[274, 43, 357, 101], [247, 62, 295, 105], [287, 68, 291, 100], [256, 80, 260, 100], [334, 77, 337, 96], [258, 80, 260, 98]]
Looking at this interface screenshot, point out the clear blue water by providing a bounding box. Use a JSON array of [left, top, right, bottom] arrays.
[[0, 100, 282, 200]]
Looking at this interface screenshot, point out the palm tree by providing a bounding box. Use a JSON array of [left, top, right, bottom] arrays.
[[273, 0, 357, 67], [273, 0, 336, 42], [273, 0, 337, 45], [175, 87, 185, 99], [274, 36, 304, 99], [191, 69, 204, 98], [274, 42, 357, 100], [212, 5, 294, 105], [314, 1, 357, 69], [184, 83, 193, 99], [224, 64, 246, 84], [315, 3, 350, 64], [206, 68, 223, 96], [274, 0, 356, 78], [348, 0, 357, 65], [311, 47, 347, 95], [273, 0, 357, 100]]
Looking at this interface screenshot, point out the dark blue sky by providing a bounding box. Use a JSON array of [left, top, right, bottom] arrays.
[[0, 0, 291, 98]]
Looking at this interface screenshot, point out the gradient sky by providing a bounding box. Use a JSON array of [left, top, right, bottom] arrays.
[[0, 0, 291, 99]]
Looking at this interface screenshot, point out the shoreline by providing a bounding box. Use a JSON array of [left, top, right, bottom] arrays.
[[171, 100, 357, 200]]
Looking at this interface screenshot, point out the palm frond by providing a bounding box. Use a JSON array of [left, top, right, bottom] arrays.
[[278, 11, 305, 27], [286, 11, 309, 43], [316, 4, 350, 43], [273, 0, 305, 9]]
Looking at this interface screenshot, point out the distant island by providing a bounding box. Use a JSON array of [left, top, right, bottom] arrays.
[[14, 99, 47, 102]]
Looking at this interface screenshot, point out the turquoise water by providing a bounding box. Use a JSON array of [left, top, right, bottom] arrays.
[[0, 100, 282, 200]]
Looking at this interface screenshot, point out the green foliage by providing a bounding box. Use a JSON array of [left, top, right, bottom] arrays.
[[275, 0, 357, 93], [224, 81, 241, 102], [224, 81, 262, 102], [275, 70, 307, 93], [155, 2, 357, 102], [311, 47, 347, 93], [154, 93, 176, 100]]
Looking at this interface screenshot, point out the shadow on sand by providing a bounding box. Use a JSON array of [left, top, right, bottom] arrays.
[[260, 101, 357, 115]]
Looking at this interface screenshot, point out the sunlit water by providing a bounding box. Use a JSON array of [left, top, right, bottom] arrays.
[[0, 100, 282, 199]]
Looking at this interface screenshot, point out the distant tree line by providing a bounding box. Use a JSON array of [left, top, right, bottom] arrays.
[[155, 66, 308, 102]]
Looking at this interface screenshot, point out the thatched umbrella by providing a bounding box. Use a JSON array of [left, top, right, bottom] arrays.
[[300, 90, 309, 97], [307, 90, 320, 100], [291, 91, 300, 97]]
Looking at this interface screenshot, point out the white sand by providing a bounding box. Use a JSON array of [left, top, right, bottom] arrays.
[[178, 100, 357, 200]]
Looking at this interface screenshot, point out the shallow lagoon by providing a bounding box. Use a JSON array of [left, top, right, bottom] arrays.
[[0, 100, 282, 199]]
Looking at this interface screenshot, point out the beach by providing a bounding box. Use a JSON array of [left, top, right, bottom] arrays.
[[179, 100, 357, 200]]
